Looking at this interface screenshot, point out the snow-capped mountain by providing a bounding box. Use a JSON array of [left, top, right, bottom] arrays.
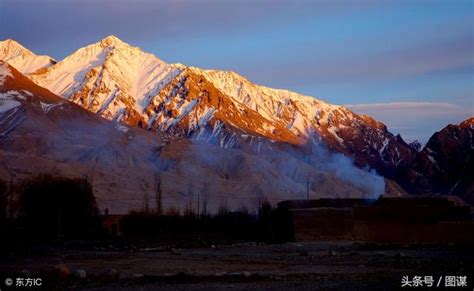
[[0, 39, 56, 74], [6, 36, 415, 178], [1, 36, 471, 205], [30, 35, 182, 125], [0, 61, 391, 214], [190, 68, 416, 174]]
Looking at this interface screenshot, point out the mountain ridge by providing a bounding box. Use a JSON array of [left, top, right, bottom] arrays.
[[0, 39, 56, 74], [1, 36, 417, 180], [0, 36, 472, 205], [0, 61, 393, 214], [402, 118, 474, 204]]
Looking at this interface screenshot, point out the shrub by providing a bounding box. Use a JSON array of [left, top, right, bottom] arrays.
[[0, 179, 7, 222], [18, 174, 99, 239]]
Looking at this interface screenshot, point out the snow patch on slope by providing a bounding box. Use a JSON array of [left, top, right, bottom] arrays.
[[40, 101, 62, 114], [115, 123, 129, 133], [0, 91, 22, 113], [327, 126, 344, 145], [0, 63, 12, 85]]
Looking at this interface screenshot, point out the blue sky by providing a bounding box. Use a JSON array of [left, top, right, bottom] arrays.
[[1, 0, 472, 142]]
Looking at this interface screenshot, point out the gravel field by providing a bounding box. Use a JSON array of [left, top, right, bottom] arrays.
[[1, 241, 473, 290]]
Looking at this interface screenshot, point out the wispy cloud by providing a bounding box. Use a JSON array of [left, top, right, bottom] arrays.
[[346, 101, 469, 112], [246, 31, 474, 88], [346, 101, 473, 143]]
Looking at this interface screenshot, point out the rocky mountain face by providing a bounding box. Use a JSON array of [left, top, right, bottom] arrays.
[[14, 36, 413, 179], [0, 62, 393, 214], [0, 39, 56, 74], [402, 118, 474, 204]]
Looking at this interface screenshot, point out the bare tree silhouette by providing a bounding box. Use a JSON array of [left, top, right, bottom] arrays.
[[201, 179, 209, 216], [253, 185, 264, 213], [154, 172, 162, 215], [184, 182, 195, 216], [143, 192, 150, 214]]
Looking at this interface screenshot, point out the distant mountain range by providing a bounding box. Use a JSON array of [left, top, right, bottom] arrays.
[[0, 36, 472, 211]]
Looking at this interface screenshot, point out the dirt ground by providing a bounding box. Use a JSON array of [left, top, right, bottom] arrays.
[[1, 241, 473, 290]]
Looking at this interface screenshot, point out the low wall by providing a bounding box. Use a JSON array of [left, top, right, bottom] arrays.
[[281, 197, 474, 243], [290, 208, 354, 241], [353, 221, 474, 243]]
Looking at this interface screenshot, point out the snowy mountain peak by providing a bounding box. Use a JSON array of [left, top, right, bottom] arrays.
[[99, 35, 126, 47], [0, 39, 55, 74], [30, 36, 182, 122], [92, 35, 165, 63], [1, 39, 34, 57]]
